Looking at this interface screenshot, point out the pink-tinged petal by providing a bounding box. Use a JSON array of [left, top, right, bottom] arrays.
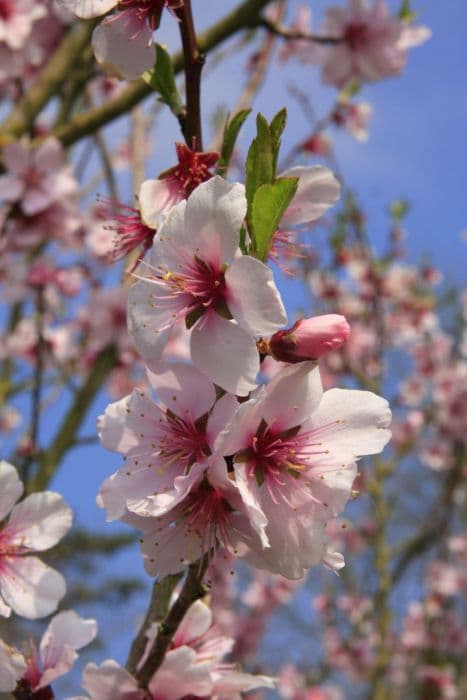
[[141, 514, 204, 577], [127, 280, 173, 361], [2, 142, 29, 174], [0, 592, 11, 617], [244, 500, 327, 579], [190, 314, 259, 396], [263, 362, 323, 430], [306, 458, 357, 518], [206, 393, 239, 449], [0, 639, 26, 693], [0, 460, 23, 521], [146, 363, 216, 418], [22, 187, 55, 216], [173, 599, 212, 647], [81, 660, 142, 699], [0, 174, 24, 201], [92, 18, 154, 81], [279, 166, 341, 227], [0, 556, 66, 619], [33, 138, 64, 172], [212, 669, 275, 695], [308, 388, 392, 456], [183, 176, 246, 264], [214, 391, 265, 456], [149, 198, 188, 271], [126, 462, 207, 518], [57, 0, 118, 19], [233, 463, 269, 548], [7, 492, 72, 551], [149, 646, 213, 700], [97, 472, 129, 521], [98, 390, 159, 454], [323, 548, 345, 572], [38, 611, 97, 689], [225, 255, 287, 335], [139, 178, 184, 229]]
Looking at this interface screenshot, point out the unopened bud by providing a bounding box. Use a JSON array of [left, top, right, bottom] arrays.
[[269, 315, 350, 363]]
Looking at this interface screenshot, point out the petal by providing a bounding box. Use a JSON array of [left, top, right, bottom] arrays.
[[263, 362, 323, 430], [139, 178, 184, 229], [38, 611, 97, 688], [127, 280, 173, 362], [0, 174, 24, 201], [149, 647, 213, 700], [0, 460, 23, 522], [97, 389, 160, 454], [146, 362, 216, 417], [92, 18, 154, 81], [0, 639, 26, 693], [172, 600, 212, 646], [205, 393, 239, 449], [81, 660, 141, 699], [34, 138, 64, 172], [0, 556, 66, 619], [225, 255, 287, 335], [233, 463, 269, 548], [308, 388, 392, 456], [2, 142, 29, 174], [183, 176, 246, 265], [279, 166, 340, 227], [57, 0, 118, 18], [190, 314, 259, 396], [7, 492, 72, 551]]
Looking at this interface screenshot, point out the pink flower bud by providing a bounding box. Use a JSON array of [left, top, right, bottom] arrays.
[[269, 315, 350, 363]]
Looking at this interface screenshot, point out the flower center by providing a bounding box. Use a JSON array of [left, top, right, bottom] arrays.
[[179, 479, 234, 554], [343, 22, 370, 50], [158, 410, 209, 473], [164, 256, 228, 324]]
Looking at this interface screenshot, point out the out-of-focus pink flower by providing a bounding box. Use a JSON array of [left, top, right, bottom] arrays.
[[269, 315, 350, 363], [0, 639, 26, 693], [331, 100, 373, 141]]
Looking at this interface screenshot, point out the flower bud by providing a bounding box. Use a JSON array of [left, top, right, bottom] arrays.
[[269, 315, 350, 363]]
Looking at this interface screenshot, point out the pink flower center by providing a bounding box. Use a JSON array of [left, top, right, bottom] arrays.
[[178, 480, 235, 554], [343, 22, 370, 50], [101, 198, 155, 264], [0, 0, 14, 21], [158, 410, 209, 473]]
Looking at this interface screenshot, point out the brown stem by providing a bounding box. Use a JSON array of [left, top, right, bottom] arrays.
[[175, 0, 204, 150], [134, 557, 209, 689]]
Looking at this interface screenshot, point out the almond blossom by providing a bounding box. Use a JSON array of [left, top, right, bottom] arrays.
[[1, 610, 97, 695], [0, 460, 72, 619], [128, 176, 287, 395], [97, 362, 238, 520], [58, 0, 184, 80], [0, 137, 77, 216], [215, 362, 391, 578]]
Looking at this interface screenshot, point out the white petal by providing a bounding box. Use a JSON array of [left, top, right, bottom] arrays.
[[127, 280, 173, 362], [92, 18, 154, 81], [57, 0, 117, 19], [263, 362, 323, 430], [0, 460, 23, 521], [190, 314, 259, 396], [81, 660, 140, 699], [183, 177, 246, 265], [0, 556, 66, 619], [308, 388, 392, 456], [173, 600, 212, 646], [279, 165, 340, 227], [7, 492, 72, 551], [225, 256, 287, 335], [234, 463, 269, 547], [139, 178, 183, 229], [146, 362, 215, 417], [0, 639, 26, 693], [149, 647, 213, 700], [38, 611, 97, 689]]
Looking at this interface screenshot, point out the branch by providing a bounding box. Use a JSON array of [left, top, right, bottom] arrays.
[[258, 17, 342, 44], [175, 0, 204, 150], [134, 557, 209, 689], [30, 345, 117, 492], [37, 0, 275, 148]]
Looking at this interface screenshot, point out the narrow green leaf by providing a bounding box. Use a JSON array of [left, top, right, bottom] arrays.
[[142, 44, 184, 116], [269, 107, 287, 170], [245, 113, 274, 245], [216, 109, 251, 176], [250, 177, 298, 261]]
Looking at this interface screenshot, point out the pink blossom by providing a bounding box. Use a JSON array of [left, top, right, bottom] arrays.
[[215, 362, 391, 578], [319, 0, 429, 88], [0, 0, 46, 50], [129, 176, 287, 395], [0, 460, 72, 619], [97, 362, 238, 520], [331, 99, 373, 141], [269, 315, 350, 363], [0, 137, 77, 216]]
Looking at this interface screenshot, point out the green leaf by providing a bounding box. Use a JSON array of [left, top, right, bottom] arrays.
[[216, 109, 251, 177], [250, 177, 298, 261], [142, 44, 184, 117], [245, 113, 275, 244], [269, 108, 287, 170]]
